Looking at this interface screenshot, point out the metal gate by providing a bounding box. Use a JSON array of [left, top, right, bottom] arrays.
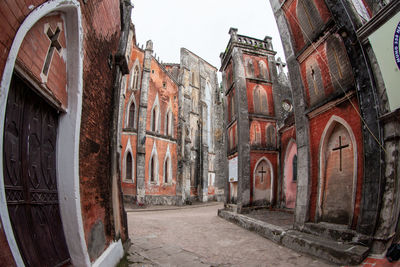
[[3, 74, 70, 266]]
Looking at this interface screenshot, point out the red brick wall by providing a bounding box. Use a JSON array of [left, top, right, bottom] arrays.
[[308, 96, 364, 228], [120, 46, 144, 197], [0, 223, 15, 266], [144, 57, 179, 196], [78, 0, 122, 257], [246, 81, 275, 116], [243, 54, 270, 79], [299, 36, 353, 108], [249, 120, 276, 147], [282, 0, 331, 53]]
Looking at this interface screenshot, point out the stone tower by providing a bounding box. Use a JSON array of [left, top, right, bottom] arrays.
[[220, 28, 292, 212]]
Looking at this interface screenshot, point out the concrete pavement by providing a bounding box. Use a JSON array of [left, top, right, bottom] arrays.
[[124, 203, 335, 266]]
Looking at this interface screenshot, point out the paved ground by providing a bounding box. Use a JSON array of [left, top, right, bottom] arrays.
[[124, 203, 334, 267]]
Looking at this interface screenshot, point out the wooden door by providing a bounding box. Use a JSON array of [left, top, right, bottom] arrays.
[[3, 74, 70, 266]]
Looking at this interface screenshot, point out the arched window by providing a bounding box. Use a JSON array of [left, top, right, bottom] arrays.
[[292, 155, 297, 182], [166, 112, 170, 136], [129, 63, 141, 90], [152, 108, 156, 132], [306, 61, 325, 106], [246, 58, 255, 77], [133, 66, 139, 90], [326, 34, 354, 93], [128, 102, 135, 128], [126, 152, 133, 180], [258, 61, 268, 80], [296, 0, 324, 43], [266, 125, 276, 148], [164, 159, 169, 183], [253, 86, 268, 115], [250, 122, 261, 146], [165, 109, 173, 137], [150, 156, 156, 182], [163, 154, 171, 184]]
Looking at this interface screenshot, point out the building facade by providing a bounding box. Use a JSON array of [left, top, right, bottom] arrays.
[[268, 0, 400, 255], [220, 0, 400, 263], [220, 29, 293, 210], [0, 0, 131, 266], [119, 27, 225, 205]]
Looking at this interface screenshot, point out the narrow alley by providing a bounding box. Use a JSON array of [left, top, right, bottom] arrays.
[[124, 204, 333, 267]]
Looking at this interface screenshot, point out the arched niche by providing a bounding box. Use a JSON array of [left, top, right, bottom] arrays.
[[253, 157, 274, 205], [317, 116, 358, 226]]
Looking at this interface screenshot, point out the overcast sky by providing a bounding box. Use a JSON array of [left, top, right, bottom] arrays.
[[131, 0, 285, 77]]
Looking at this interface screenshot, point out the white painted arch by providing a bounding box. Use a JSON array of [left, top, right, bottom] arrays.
[[0, 1, 91, 266], [317, 115, 358, 227]]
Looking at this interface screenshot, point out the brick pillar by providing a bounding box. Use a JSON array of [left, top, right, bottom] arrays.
[[229, 28, 251, 212], [136, 40, 153, 204]]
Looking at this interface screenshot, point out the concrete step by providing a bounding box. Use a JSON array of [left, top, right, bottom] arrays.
[[282, 230, 369, 265], [302, 222, 370, 245], [218, 209, 369, 265], [225, 204, 238, 213]]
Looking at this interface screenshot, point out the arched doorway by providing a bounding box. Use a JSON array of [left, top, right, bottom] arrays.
[[253, 157, 273, 205], [283, 140, 297, 209], [0, 1, 90, 265], [317, 116, 357, 226]]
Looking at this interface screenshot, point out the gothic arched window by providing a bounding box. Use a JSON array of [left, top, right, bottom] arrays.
[[266, 125, 276, 148], [292, 155, 297, 182], [258, 61, 268, 80], [253, 86, 268, 115], [128, 102, 135, 128], [126, 152, 133, 180]]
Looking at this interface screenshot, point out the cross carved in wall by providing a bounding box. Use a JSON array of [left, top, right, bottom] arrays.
[[258, 166, 267, 183], [332, 135, 349, 171], [42, 26, 62, 76]]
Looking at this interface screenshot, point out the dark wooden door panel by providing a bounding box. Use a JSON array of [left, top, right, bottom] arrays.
[[3, 74, 70, 266]]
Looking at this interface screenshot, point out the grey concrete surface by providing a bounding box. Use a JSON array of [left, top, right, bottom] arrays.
[[126, 203, 335, 266]]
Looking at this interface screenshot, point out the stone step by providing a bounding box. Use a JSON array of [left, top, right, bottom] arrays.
[[218, 209, 370, 265], [282, 230, 370, 265], [302, 222, 370, 244]]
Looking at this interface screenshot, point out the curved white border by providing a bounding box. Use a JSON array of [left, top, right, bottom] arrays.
[[253, 156, 274, 203], [0, 1, 91, 266], [316, 115, 358, 226]]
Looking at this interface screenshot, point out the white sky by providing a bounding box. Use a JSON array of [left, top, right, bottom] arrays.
[[131, 0, 285, 78]]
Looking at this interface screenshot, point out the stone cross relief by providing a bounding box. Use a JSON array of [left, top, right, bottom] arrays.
[[258, 166, 267, 183], [332, 135, 349, 171], [42, 26, 62, 77]]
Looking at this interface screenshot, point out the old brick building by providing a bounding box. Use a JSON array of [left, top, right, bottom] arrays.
[[220, 0, 400, 264], [0, 0, 131, 265], [118, 26, 225, 205], [220, 29, 292, 208]]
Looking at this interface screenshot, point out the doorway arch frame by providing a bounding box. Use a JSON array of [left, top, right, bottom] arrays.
[[0, 1, 90, 265], [316, 115, 358, 227]]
